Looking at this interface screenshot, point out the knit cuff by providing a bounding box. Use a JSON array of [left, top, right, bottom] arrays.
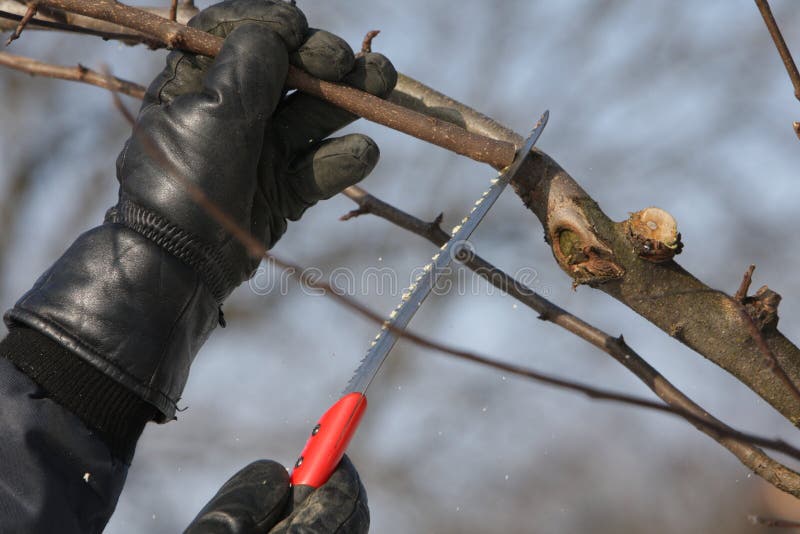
[[0, 326, 156, 463]]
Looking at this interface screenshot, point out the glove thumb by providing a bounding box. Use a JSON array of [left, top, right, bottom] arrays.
[[184, 460, 291, 534]]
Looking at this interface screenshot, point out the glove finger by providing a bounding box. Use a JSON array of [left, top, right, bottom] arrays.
[[271, 455, 369, 534], [144, 0, 308, 108], [184, 460, 291, 534], [272, 52, 397, 157], [290, 29, 355, 82], [192, 23, 289, 123], [281, 133, 379, 216]]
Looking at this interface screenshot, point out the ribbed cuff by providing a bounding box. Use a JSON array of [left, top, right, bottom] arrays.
[[0, 326, 156, 463]]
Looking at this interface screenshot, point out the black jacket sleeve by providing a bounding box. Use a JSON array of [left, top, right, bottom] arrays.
[[0, 327, 153, 533]]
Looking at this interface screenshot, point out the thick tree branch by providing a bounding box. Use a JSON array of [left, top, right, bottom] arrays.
[[18, 0, 517, 168], [341, 185, 800, 496], [391, 73, 523, 146], [509, 153, 800, 425], [383, 67, 800, 426]]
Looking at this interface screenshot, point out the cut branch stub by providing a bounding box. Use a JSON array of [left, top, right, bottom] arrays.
[[512, 149, 800, 425], [625, 207, 683, 263], [744, 285, 782, 332], [515, 150, 624, 288]]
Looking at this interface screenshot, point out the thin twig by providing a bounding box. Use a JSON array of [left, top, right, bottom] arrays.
[[755, 0, 800, 101], [101, 65, 135, 125], [5, 3, 36, 46], [0, 51, 145, 99], [0, 9, 156, 44], [735, 264, 756, 303], [360, 29, 379, 54]]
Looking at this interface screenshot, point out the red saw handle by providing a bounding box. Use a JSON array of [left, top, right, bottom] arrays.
[[290, 392, 368, 488]]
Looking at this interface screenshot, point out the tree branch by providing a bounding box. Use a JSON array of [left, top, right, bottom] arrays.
[[19, 0, 517, 168], [4, 2, 36, 46], [755, 0, 800, 101], [168, 0, 177, 22], [378, 60, 800, 428], [754, 0, 800, 140], [0, 50, 145, 98], [0, 1, 197, 35], [341, 185, 800, 496], [510, 151, 800, 425]]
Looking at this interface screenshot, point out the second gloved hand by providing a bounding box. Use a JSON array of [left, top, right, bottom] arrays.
[[184, 456, 368, 534]]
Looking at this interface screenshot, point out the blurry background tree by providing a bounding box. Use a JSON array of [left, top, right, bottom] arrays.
[[1, 1, 800, 532]]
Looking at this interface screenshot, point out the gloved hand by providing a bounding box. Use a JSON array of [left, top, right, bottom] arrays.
[[3, 0, 396, 459], [184, 455, 368, 534], [112, 0, 397, 302]]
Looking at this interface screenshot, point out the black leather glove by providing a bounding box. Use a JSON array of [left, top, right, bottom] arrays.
[[184, 455, 368, 534], [2, 0, 396, 459]]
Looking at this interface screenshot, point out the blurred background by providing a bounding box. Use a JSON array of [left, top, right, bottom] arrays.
[[2, 1, 800, 532]]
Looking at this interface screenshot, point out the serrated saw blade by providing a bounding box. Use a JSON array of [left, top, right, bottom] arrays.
[[343, 111, 549, 396]]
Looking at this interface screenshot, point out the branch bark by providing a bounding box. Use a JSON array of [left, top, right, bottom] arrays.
[[507, 153, 800, 424], [0, 1, 197, 34], [342, 185, 800, 497], [0, 50, 145, 98]]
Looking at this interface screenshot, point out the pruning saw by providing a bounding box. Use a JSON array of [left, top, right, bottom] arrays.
[[290, 111, 549, 490]]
